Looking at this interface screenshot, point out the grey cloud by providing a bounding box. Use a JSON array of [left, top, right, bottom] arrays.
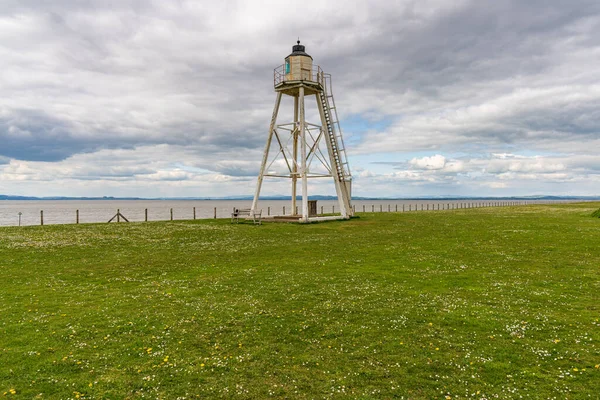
[[1, 109, 94, 161], [1, 0, 599, 197]]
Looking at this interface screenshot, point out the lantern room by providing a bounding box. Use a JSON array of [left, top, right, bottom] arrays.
[[284, 40, 313, 82]]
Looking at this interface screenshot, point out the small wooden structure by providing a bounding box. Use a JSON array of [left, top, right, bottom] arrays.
[[251, 41, 353, 223], [107, 209, 129, 223]]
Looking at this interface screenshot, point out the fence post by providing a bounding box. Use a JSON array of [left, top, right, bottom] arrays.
[[409, 204, 411, 211], [76, 209, 79, 224], [395, 204, 398, 212], [388, 204, 390, 212], [363, 205, 365, 212], [116, 209, 120, 223], [296, 206, 298, 215], [427, 204, 429, 211], [372, 205, 374, 212], [321, 206, 323, 215], [283, 206, 285, 215], [170, 208, 173, 221], [40, 210, 44, 226], [214, 207, 217, 219], [403, 204, 405, 212], [353, 205, 356, 213], [268, 206, 270, 216], [145, 208, 149, 222], [380, 205, 382, 212], [333, 205, 335, 213], [193, 207, 195, 220]]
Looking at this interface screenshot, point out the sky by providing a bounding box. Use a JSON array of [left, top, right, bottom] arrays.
[[1, 0, 599, 198]]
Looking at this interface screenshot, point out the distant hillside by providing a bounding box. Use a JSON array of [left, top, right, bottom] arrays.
[[2, 194, 600, 201]]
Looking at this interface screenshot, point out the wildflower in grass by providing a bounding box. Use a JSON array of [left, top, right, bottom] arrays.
[[9, 389, 16, 395], [595, 364, 599, 369]]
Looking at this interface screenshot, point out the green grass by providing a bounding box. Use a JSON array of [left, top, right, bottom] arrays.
[[1, 203, 599, 399]]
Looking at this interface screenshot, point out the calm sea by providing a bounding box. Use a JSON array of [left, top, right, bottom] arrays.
[[0, 199, 559, 227]]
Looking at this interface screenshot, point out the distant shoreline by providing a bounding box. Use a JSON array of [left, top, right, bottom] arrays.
[[2, 195, 600, 201]]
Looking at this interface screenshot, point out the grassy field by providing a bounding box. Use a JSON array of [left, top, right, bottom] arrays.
[[0, 203, 599, 399]]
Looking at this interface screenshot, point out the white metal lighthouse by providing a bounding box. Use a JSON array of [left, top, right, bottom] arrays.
[[251, 41, 353, 222]]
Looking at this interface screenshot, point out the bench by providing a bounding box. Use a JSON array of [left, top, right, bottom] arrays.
[[231, 208, 262, 225]]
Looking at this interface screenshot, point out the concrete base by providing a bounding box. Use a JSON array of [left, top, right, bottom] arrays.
[[258, 215, 348, 223]]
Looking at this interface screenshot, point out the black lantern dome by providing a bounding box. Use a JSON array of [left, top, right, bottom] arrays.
[[288, 40, 312, 60]]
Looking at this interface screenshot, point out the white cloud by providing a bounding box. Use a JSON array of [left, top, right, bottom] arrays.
[[409, 155, 446, 170]]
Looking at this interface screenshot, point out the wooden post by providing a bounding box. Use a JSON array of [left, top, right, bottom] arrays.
[[403, 204, 405, 212], [395, 204, 398, 212], [268, 206, 270, 216], [117, 209, 120, 223], [333, 205, 335, 213], [193, 207, 196, 220], [321, 205, 323, 215], [76, 209, 79, 224], [372, 205, 374, 212], [363, 205, 365, 212], [145, 208, 148, 222], [380, 205, 382, 212], [283, 206, 285, 215], [213, 207, 217, 219], [427, 204, 429, 211], [40, 210, 44, 226], [388, 204, 390, 212], [409, 204, 411, 211], [170, 208, 173, 221], [296, 206, 298, 215], [353, 205, 356, 214]]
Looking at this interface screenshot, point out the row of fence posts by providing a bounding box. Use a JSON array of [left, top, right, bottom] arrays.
[[27, 201, 529, 226]]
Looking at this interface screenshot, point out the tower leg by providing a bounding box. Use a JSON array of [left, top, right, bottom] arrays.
[[291, 95, 299, 215], [252, 92, 282, 213], [299, 87, 308, 222]]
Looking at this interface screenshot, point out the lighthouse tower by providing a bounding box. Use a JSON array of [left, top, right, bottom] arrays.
[[251, 41, 353, 222]]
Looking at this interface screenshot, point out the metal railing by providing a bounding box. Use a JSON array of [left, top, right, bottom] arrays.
[[274, 64, 324, 87]]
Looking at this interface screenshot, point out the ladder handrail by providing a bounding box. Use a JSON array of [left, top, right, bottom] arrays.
[[321, 74, 351, 180]]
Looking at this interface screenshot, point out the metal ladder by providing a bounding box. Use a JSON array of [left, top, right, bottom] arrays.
[[319, 73, 353, 214]]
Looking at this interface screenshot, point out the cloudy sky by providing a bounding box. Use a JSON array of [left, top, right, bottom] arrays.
[[1, 0, 599, 198]]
